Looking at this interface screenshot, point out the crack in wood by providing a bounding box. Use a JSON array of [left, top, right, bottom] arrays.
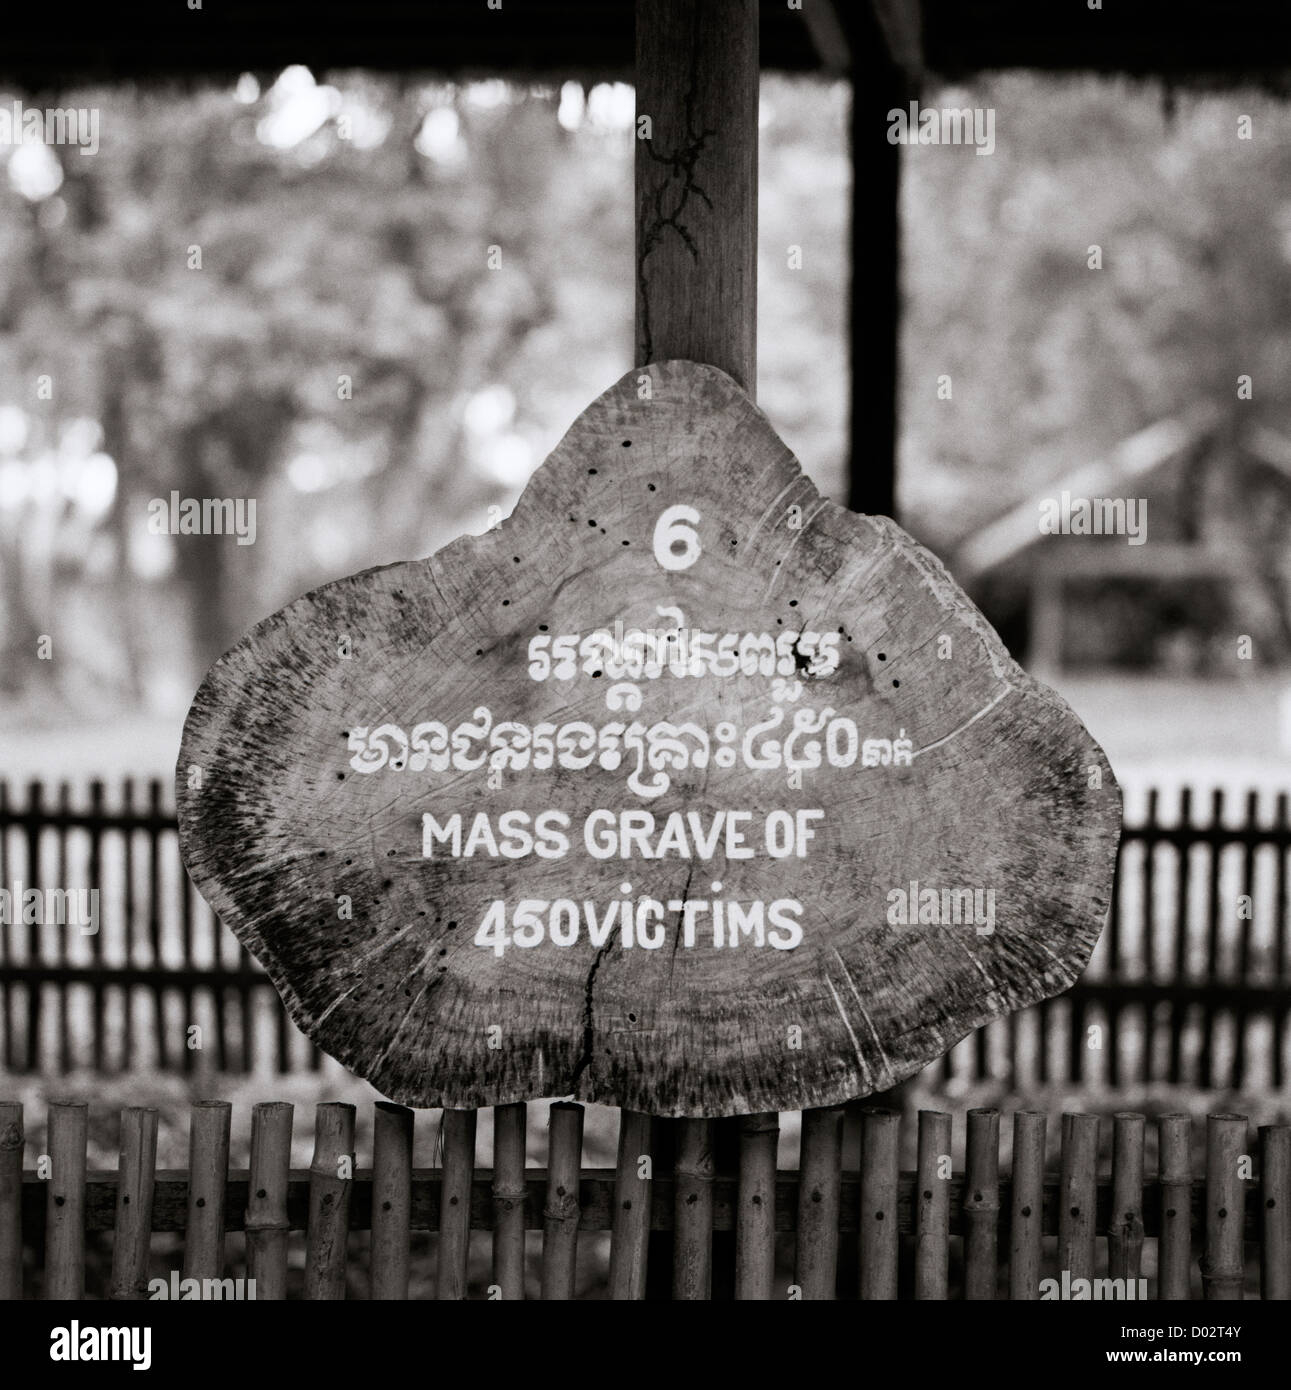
[[636, 7, 716, 365], [571, 941, 611, 1094]]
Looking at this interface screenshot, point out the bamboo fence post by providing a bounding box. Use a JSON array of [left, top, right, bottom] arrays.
[[1009, 1111, 1046, 1300], [246, 1101, 293, 1301], [372, 1101, 414, 1300], [734, 1111, 778, 1301], [795, 1106, 844, 1300], [305, 1102, 355, 1300], [108, 1107, 158, 1300], [859, 1107, 899, 1300], [963, 1107, 999, 1300], [182, 1100, 231, 1284], [1108, 1112, 1145, 1286], [1202, 1113, 1247, 1300], [541, 1102, 584, 1301], [0, 1101, 21, 1300], [914, 1110, 951, 1300], [1260, 1124, 1290, 1301], [491, 1102, 527, 1301], [45, 1099, 88, 1299], [437, 1107, 476, 1300], [1058, 1113, 1098, 1287], [1159, 1113, 1192, 1300], [608, 1109, 652, 1300], [673, 1117, 714, 1300]]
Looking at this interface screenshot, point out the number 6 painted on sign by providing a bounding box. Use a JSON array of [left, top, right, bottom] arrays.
[[652, 504, 702, 571]]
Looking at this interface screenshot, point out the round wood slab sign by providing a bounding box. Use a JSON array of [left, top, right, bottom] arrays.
[[177, 361, 1121, 1116]]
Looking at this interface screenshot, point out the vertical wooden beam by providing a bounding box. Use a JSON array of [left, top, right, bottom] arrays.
[[869, 0, 924, 84], [636, 0, 759, 1299], [1029, 571, 1064, 681], [635, 0, 758, 393], [848, 9, 908, 519]]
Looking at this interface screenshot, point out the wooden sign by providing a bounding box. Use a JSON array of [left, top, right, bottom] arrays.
[[177, 361, 1121, 1116]]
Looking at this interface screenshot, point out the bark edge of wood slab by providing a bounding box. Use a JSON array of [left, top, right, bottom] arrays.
[[177, 360, 1121, 1116]]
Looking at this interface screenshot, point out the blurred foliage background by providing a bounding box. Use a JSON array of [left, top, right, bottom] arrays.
[[0, 69, 848, 719], [0, 68, 1289, 779], [900, 72, 1291, 672], [901, 73, 1291, 545]]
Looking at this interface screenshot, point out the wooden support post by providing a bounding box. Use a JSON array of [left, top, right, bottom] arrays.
[[636, 0, 759, 1298], [636, 0, 758, 392], [848, 7, 908, 519]]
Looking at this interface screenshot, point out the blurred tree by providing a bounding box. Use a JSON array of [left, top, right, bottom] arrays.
[[0, 74, 630, 697], [902, 75, 1291, 558], [0, 71, 846, 711]]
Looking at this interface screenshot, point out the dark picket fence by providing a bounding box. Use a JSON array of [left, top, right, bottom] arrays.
[[940, 787, 1291, 1092], [0, 1098, 1287, 1300], [0, 779, 321, 1076], [0, 779, 1288, 1089]]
